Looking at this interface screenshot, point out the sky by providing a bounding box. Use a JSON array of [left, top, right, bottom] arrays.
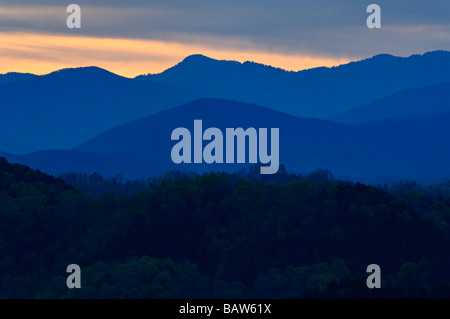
[[0, 0, 449, 77]]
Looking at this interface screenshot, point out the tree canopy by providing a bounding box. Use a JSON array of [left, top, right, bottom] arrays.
[[1, 157, 450, 298]]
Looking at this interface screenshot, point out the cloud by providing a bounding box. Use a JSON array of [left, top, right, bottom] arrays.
[[0, 32, 351, 77], [0, 0, 449, 69]]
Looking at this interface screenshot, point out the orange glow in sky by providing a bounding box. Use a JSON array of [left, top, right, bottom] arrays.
[[0, 32, 350, 77]]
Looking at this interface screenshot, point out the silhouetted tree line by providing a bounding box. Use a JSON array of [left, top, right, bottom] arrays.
[[1, 157, 450, 298]]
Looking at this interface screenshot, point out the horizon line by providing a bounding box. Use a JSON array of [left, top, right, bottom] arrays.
[[1, 49, 447, 79]]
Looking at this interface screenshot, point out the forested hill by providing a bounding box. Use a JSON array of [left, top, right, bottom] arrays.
[[2, 156, 450, 298]]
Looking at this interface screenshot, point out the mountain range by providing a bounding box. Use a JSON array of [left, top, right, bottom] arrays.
[[2, 51, 450, 154], [0, 67, 197, 154], [139, 51, 450, 118], [2, 51, 450, 183], [328, 80, 450, 123], [2, 98, 450, 184]]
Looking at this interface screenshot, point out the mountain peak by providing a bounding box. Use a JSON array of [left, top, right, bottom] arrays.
[[181, 54, 216, 64], [46, 66, 121, 78], [371, 53, 395, 60]]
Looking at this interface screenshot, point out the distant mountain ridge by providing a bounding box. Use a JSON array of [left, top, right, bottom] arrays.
[[0, 66, 199, 154], [2, 51, 450, 154], [138, 50, 450, 118], [3, 98, 450, 184], [328, 81, 450, 123]]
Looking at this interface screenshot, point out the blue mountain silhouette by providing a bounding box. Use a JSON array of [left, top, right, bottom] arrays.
[[2, 51, 450, 154], [328, 81, 450, 123], [138, 51, 450, 118], [0, 72, 36, 85], [0, 66, 198, 153], [3, 98, 450, 184]]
